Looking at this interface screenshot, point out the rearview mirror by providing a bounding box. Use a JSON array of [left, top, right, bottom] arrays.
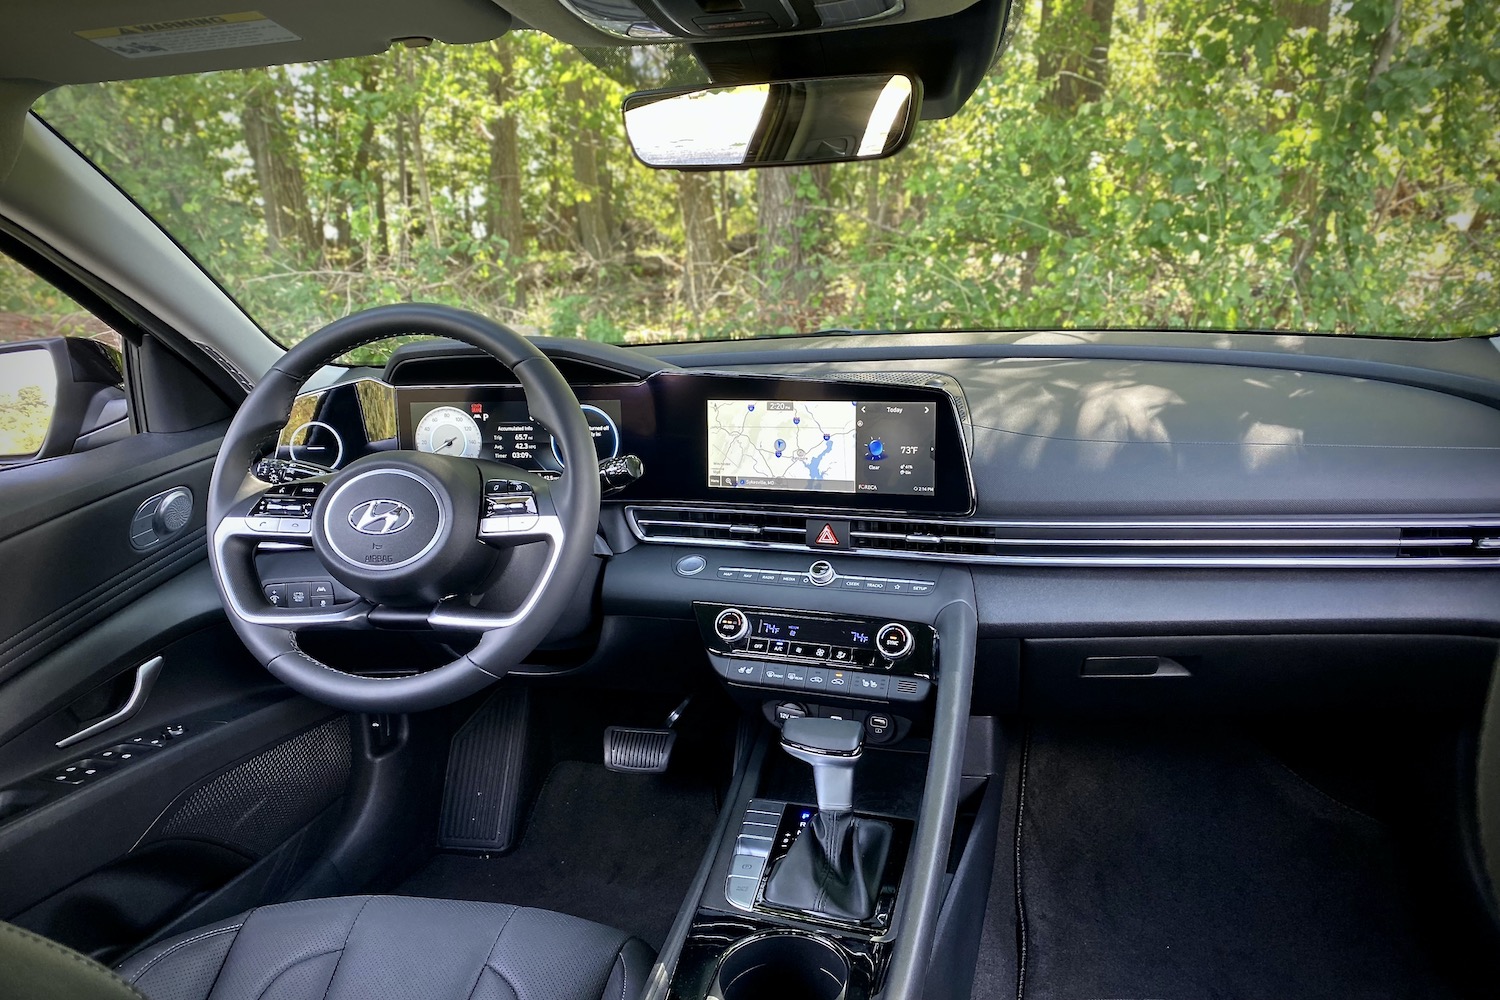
[[623, 74, 920, 170]]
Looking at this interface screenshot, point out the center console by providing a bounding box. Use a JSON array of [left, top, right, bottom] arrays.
[[633, 546, 980, 1000]]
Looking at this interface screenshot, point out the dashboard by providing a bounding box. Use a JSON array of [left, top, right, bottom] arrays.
[[257, 331, 1500, 720]]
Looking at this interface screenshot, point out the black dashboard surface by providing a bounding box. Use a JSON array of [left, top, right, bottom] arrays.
[[300, 331, 1500, 521]]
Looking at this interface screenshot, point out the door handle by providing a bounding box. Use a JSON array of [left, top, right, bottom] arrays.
[[55, 656, 164, 749]]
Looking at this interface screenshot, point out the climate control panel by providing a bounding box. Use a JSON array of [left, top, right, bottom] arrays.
[[694, 603, 935, 704]]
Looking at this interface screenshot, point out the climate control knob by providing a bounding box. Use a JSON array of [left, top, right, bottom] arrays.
[[876, 622, 914, 660], [714, 608, 750, 642]]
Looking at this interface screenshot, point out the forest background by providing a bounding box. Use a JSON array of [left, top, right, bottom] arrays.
[[2, 0, 1496, 368]]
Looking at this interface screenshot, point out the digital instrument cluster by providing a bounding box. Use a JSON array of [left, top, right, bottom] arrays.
[[403, 398, 622, 475]]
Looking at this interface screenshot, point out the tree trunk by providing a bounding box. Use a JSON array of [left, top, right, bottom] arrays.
[[485, 39, 525, 262], [1271, 0, 1334, 293], [242, 71, 319, 260], [1036, 0, 1117, 113], [677, 171, 725, 312], [343, 61, 382, 263], [565, 73, 610, 261]]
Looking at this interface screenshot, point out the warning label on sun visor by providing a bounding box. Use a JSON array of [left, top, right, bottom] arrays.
[[77, 11, 300, 59]]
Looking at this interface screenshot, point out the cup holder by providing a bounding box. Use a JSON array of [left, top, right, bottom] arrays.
[[709, 932, 849, 1000]]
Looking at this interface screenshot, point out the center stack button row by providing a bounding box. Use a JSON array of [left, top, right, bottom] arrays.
[[714, 656, 930, 702], [714, 564, 934, 594]]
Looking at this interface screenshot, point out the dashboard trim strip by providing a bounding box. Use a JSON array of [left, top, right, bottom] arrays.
[[624, 505, 1500, 569]]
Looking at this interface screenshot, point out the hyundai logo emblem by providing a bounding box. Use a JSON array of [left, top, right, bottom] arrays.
[[348, 499, 415, 535]]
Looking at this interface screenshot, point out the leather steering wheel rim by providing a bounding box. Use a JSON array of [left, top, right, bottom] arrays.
[[206, 303, 602, 712]]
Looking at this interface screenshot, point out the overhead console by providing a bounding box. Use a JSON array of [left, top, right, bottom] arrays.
[[393, 371, 975, 516]]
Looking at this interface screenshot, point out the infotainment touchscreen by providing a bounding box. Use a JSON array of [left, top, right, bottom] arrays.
[[706, 399, 937, 497]]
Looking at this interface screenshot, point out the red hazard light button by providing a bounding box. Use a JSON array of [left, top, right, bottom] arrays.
[[807, 519, 850, 549]]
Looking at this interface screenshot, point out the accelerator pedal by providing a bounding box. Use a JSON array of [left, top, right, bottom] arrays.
[[439, 688, 531, 852], [604, 697, 689, 773], [603, 727, 676, 773]]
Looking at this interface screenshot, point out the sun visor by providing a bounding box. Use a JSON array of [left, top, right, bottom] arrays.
[[0, 0, 512, 86]]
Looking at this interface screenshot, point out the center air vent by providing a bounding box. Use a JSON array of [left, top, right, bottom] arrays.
[[626, 506, 1500, 568]]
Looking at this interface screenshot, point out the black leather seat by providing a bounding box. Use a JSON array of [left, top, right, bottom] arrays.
[[2, 896, 653, 1000]]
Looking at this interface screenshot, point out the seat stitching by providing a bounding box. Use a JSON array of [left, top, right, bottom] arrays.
[[465, 904, 519, 1000], [614, 949, 628, 1000], [126, 924, 242, 984], [317, 896, 376, 1000], [249, 949, 345, 1000], [0, 922, 148, 1000]]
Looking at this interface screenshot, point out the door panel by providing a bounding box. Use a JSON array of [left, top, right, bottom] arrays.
[[0, 426, 221, 681]]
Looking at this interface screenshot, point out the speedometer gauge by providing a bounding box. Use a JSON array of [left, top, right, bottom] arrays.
[[415, 406, 484, 458]]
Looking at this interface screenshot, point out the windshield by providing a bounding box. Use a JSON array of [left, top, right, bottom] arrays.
[[34, 2, 1499, 356]]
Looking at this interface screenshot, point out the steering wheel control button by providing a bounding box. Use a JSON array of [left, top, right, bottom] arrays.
[[877, 623, 915, 660], [278, 517, 312, 534], [263, 583, 288, 607], [714, 608, 750, 642], [808, 559, 836, 586], [287, 583, 311, 609], [309, 581, 336, 608], [674, 554, 707, 577]]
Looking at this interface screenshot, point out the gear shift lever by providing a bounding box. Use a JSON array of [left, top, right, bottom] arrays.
[[764, 717, 892, 922], [779, 717, 863, 813]]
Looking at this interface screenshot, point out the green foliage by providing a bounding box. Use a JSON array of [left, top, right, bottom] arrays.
[[23, 0, 1498, 355]]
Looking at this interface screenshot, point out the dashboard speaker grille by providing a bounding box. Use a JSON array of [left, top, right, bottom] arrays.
[[626, 506, 1500, 568]]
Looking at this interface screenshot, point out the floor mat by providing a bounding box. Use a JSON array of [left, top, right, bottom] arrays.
[[989, 722, 1466, 1000], [396, 760, 717, 950]]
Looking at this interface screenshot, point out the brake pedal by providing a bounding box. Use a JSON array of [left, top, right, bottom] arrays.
[[603, 726, 676, 773]]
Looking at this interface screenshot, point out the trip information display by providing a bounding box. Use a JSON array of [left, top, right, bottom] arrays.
[[707, 399, 937, 496]]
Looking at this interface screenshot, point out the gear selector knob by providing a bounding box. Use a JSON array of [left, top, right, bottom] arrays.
[[779, 716, 863, 814]]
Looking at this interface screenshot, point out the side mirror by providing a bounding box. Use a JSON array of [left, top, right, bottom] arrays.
[[0, 337, 127, 461], [623, 73, 920, 170]]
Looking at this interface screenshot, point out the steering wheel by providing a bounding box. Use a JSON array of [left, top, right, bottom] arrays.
[[207, 304, 602, 713]]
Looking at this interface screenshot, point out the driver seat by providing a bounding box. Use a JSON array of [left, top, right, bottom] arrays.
[[1, 895, 653, 1000]]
